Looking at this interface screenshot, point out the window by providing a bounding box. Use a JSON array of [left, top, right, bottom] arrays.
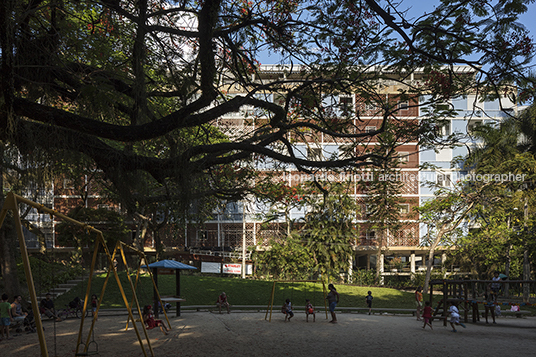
[[437, 173, 451, 187], [339, 96, 354, 114], [399, 204, 410, 214], [365, 126, 377, 133], [398, 152, 409, 163], [438, 121, 451, 136], [307, 147, 322, 161], [366, 230, 376, 240], [468, 119, 482, 134], [398, 101, 409, 111]]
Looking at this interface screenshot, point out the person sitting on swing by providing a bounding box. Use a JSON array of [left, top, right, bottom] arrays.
[[281, 298, 294, 322], [305, 299, 315, 322], [142, 305, 169, 335]]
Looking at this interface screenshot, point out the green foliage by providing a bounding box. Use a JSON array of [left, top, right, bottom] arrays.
[[17, 256, 84, 296], [445, 114, 536, 278], [55, 207, 130, 250], [301, 183, 359, 281], [350, 269, 377, 286], [253, 234, 314, 280]]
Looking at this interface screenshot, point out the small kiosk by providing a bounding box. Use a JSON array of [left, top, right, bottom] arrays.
[[143, 260, 197, 317]]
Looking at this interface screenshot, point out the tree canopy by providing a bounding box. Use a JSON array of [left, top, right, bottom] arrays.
[[1, 0, 534, 212]]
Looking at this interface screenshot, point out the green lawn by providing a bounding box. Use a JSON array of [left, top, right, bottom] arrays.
[[54, 272, 418, 310]]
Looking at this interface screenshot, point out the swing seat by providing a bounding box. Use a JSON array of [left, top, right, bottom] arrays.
[[76, 341, 99, 356]]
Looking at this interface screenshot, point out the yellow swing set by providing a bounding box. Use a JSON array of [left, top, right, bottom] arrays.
[[0, 192, 166, 357]]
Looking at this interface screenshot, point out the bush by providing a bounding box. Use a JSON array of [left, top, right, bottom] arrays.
[[17, 255, 84, 295], [350, 269, 376, 286]]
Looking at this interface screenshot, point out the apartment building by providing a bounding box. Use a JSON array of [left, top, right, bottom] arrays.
[[181, 65, 519, 277], [20, 65, 519, 278]]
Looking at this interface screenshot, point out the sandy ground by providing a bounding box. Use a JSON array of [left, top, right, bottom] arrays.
[[3, 310, 536, 357]]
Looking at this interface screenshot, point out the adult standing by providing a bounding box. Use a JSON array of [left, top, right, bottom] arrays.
[[490, 271, 501, 302], [415, 287, 423, 321], [326, 284, 339, 323]]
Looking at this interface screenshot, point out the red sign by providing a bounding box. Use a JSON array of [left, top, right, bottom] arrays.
[[222, 264, 242, 274]]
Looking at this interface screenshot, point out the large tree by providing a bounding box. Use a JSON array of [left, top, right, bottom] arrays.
[[449, 114, 536, 285], [1, 0, 533, 206]]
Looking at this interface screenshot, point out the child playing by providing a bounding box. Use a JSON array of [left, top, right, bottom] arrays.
[[216, 292, 230, 314], [1, 293, 14, 341], [142, 305, 169, 335], [91, 294, 98, 320], [305, 299, 315, 322], [422, 301, 433, 330], [281, 298, 294, 322], [448, 301, 466, 332], [365, 291, 373, 315]]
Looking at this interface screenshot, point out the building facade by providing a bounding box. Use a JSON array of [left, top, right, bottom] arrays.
[[21, 65, 520, 278]]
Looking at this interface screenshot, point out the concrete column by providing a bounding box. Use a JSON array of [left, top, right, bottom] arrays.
[[348, 256, 353, 283], [379, 253, 384, 285], [441, 252, 447, 277], [410, 251, 416, 273]]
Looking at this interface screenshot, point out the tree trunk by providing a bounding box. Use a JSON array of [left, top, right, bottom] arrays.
[[0, 142, 22, 298], [153, 225, 163, 260], [375, 229, 385, 283], [523, 246, 530, 302], [505, 244, 511, 298], [423, 230, 445, 294], [133, 210, 148, 250], [523, 198, 530, 301], [422, 203, 474, 293], [0, 216, 22, 298]]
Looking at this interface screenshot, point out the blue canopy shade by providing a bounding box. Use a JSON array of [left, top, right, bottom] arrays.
[[142, 259, 197, 270]]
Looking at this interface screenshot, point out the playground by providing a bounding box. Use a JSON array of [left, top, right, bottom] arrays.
[[2, 193, 536, 356], [5, 310, 536, 356]]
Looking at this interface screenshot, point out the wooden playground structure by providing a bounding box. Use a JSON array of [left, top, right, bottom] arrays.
[[428, 278, 536, 326], [0, 193, 170, 357]]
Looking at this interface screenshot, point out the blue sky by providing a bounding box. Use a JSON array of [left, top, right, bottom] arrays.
[[260, 0, 536, 71]]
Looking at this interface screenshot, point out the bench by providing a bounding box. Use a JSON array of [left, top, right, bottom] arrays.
[[161, 297, 186, 303], [161, 297, 186, 317], [497, 310, 530, 318]]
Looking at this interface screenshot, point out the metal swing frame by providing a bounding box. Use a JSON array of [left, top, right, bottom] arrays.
[[0, 193, 163, 357], [264, 280, 328, 322]]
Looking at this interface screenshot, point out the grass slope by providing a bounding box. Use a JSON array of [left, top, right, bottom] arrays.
[[54, 272, 417, 310]]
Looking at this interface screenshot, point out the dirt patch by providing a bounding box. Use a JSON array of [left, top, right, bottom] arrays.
[[4, 311, 536, 356]]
